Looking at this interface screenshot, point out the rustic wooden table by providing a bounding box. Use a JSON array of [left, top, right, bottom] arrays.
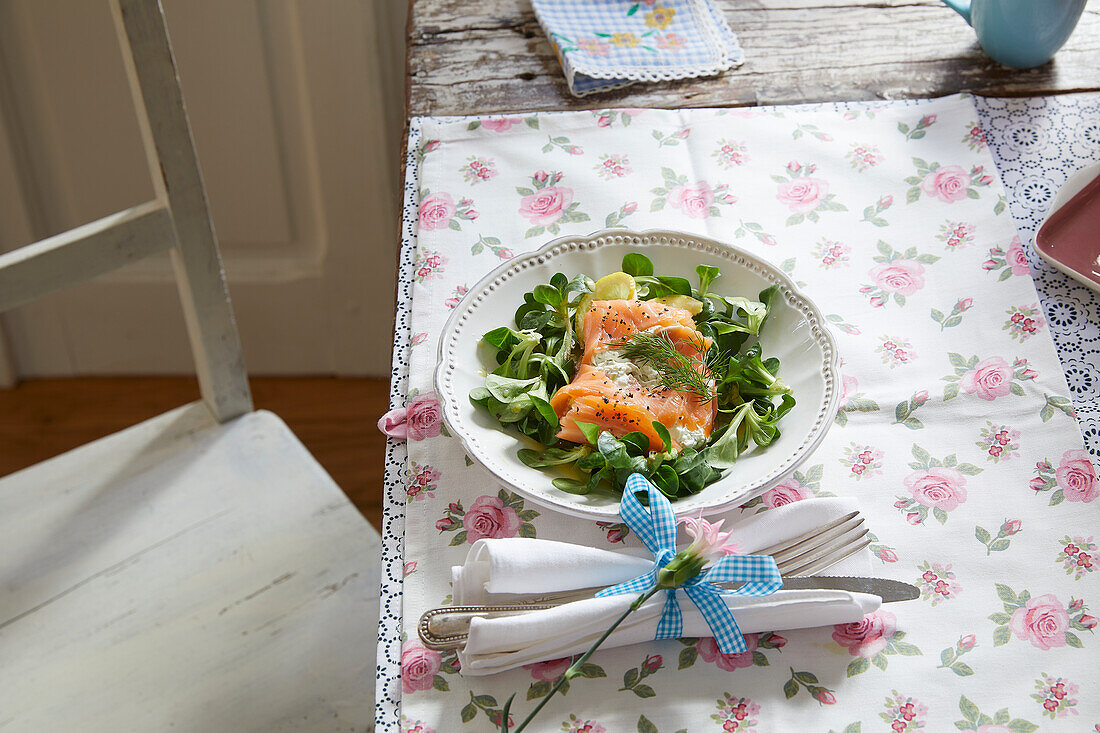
[[407, 0, 1100, 116]]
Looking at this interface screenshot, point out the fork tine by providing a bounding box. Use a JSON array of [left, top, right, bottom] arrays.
[[765, 514, 864, 565], [779, 533, 872, 577], [755, 510, 860, 557], [774, 520, 868, 572]]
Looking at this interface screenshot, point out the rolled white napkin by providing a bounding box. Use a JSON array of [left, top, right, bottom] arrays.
[[453, 497, 870, 604], [453, 498, 880, 676]]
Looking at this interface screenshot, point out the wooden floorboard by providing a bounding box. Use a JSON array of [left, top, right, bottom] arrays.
[[0, 377, 389, 529]]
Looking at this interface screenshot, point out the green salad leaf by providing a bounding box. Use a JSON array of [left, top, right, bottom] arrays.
[[470, 252, 796, 500]]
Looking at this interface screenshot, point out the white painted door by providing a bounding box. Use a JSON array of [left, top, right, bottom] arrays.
[[0, 0, 405, 377]]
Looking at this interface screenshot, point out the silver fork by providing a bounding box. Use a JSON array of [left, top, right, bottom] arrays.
[[518, 510, 870, 606], [418, 511, 871, 650]]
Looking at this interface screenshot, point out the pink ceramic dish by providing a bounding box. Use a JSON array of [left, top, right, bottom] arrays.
[[1035, 161, 1100, 293]]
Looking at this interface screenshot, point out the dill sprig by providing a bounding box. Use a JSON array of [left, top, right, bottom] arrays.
[[613, 330, 716, 402]]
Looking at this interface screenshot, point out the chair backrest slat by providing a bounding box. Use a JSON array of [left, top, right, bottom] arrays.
[[0, 0, 252, 422], [0, 201, 173, 312], [112, 0, 251, 422]]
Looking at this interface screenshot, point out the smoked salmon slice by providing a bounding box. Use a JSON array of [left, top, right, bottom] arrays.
[[552, 299, 717, 451]]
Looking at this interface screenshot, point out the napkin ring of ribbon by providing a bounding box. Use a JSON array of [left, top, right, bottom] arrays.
[[595, 474, 781, 654]]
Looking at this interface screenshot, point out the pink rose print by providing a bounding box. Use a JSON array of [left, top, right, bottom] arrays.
[[713, 694, 760, 731], [899, 113, 936, 141], [812, 238, 850, 269], [960, 356, 1013, 401], [1057, 534, 1097, 579], [517, 170, 589, 237], [982, 236, 1030, 280], [906, 158, 992, 204], [481, 117, 522, 132], [401, 642, 441, 693], [410, 331, 428, 346], [435, 490, 538, 545], [523, 656, 570, 681], [444, 284, 469, 309], [463, 495, 521, 542], [653, 126, 691, 147], [835, 369, 881, 426], [945, 352, 1035, 402], [774, 161, 846, 224], [905, 467, 967, 511], [594, 153, 631, 180], [921, 165, 971, 203], [860, 242, 939, 307], [896, 445, 981, 524], [839, 374, 859, 409], [561, 715, 607, 733], [870, 260, 925, 296], [762, 478, 811, 507], [668, 182, 717, 219], [846, 143, 882, 172], [1009, 594, 1070, 650], [1056, 449, 1099, 503], [832, 609, 897, 658], [1004, 303, 1044, 341], [977, 422, 1020, 462], [697, 634, 757, 671], [963, 120, 987, 151], [713, 139, 749, 169], [520, 186, 571, 226], [880, 691, 928, 731], [777, 177, 828, 213], [916, 560, 961, 605], [1032, 673, 1080, 719], [405, 460, 440, 501], [596, 520, 629, 543], [841, 443, 883, 480], [418, 192, 455, 231], [859, 194, 893, 225], [403, 560, 418, 577], [876, 335, 916, 368], [412, 249, 447, 283], [937, 219, 976, 250], [460, 156, 497, 185], [1006, 236, 1030, 276], [405, 392, 443, 440], [399, 715, 435, 733], [876, 547, 899, 563], [651, 167, 734, 217]]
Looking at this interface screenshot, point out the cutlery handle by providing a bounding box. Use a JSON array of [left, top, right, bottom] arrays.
[[418, 604, 559, 651]]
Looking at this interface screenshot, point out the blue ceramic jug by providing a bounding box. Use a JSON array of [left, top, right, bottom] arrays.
[[942, 0, 1087, 68]]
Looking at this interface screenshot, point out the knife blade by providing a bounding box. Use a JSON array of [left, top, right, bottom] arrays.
[[417, 576, 919, 650], [777, 575, 919, 601]]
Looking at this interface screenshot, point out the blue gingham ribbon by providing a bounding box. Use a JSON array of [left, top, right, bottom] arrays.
[[595, 474, 781, 653]]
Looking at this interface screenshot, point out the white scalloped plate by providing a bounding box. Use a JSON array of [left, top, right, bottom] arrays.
[[435, 230, 840, 520]]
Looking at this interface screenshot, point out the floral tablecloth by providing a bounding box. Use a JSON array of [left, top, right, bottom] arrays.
[[376, 93, 1100, 733]]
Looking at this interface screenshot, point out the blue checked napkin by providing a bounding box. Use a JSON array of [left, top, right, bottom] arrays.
[[532, 0, 744, 97]]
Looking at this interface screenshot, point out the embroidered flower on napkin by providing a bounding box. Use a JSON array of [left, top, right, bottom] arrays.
[[532, 0, 744, 96]]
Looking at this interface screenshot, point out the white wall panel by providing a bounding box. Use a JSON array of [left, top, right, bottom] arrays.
[[0, 0, 406, 377]]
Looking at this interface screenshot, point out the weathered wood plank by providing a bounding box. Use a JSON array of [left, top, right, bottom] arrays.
[[408, 0, 1100, 116]]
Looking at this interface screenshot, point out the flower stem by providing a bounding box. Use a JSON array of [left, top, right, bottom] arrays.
[[510, 586, 660, 732]]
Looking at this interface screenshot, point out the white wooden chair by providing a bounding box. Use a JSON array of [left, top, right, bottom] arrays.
[[0, 1, 382, 730]]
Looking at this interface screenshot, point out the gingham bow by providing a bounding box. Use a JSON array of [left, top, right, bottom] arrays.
[[595, 474, 782, 653]]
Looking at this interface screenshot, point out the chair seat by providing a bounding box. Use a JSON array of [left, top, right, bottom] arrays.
[[0, 403, 382, 732]]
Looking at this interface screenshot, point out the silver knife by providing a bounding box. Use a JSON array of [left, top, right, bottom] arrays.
[[417, 576, 919, 650]]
